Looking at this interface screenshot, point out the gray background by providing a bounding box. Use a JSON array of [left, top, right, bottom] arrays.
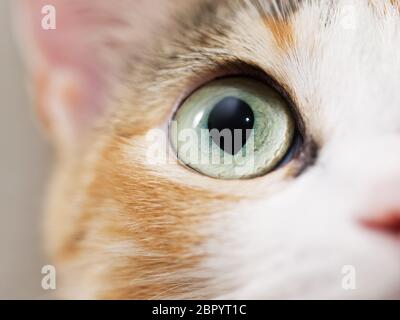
[[0, 0, 50, 299]]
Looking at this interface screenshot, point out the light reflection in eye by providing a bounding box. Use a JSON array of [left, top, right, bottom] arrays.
[[170, 77, 297, 179]]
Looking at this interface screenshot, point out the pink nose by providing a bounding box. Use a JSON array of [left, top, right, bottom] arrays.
[[361, 210, 400, 236]]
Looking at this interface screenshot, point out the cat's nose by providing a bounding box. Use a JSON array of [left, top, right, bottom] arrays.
[[360, 210, 400, 236]]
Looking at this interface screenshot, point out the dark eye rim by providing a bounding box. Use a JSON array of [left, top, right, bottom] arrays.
[[169, 60, 315, 178]]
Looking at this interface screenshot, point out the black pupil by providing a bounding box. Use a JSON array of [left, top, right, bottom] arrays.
[[207, 96, 255, 155]]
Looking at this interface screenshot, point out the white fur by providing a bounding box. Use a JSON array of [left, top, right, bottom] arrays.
[[203, 0, 400, 299]]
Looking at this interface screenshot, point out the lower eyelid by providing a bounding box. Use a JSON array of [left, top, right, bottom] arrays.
[[291, 138, 319, 177], [273, 133, 303, 169]]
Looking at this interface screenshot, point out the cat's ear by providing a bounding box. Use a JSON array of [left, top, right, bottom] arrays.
[[15, 0, 172, 147]]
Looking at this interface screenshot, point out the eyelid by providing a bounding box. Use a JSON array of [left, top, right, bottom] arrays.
[[171, 60, 306, 139], [169, 60, 317, 179]]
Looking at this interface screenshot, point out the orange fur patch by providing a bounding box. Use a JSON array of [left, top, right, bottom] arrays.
[[49, 133, 237, 299], [263, 17, 294, 53], [38, 0, 299, 299]]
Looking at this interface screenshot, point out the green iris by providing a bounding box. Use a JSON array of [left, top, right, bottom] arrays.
[[170, 77, 295, 179]]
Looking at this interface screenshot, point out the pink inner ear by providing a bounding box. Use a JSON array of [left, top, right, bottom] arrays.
[[20, 0, 125, 132], [18, 0, 175, 139]]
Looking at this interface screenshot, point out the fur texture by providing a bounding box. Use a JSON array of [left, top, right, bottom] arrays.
[[16, 0, 400, 299]]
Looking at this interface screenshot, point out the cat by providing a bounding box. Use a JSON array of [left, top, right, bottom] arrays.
[[15, 0, 400, 299]]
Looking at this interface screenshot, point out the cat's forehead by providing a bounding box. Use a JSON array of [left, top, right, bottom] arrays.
[[264, 0, 400, 141], [119, 0, 400, 145]]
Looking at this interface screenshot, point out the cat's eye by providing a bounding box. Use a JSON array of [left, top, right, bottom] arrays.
[[170, 77, 297, 179]]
